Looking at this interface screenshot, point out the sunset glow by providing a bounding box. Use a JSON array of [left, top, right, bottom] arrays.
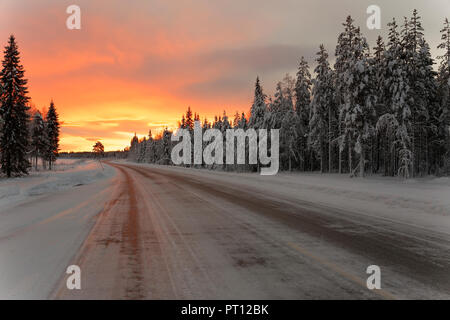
[[1, 0, 448, 151]]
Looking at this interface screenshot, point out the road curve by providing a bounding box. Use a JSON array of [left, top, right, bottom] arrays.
[[55, 162, 450, 299]]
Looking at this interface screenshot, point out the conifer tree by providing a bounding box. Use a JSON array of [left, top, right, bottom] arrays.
[[0, 35, 31, 177], [437, 18, 450, 173], [294, 57, 312, 171], [45, 100, 60, 170], [334, 16, 357, 174], [310, 45, 333, 173], [248, 77, 267, 130], [281, 87, 298, 171], [30, 111, 46, 170], [185, 106, 194, 131], [343, 27, 376, 177]]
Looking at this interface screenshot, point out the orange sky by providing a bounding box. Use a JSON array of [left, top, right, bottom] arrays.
[[1, 0, 448, 151]]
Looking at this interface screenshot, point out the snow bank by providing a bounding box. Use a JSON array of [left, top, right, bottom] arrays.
[[0, 159, 117, 299], [0, 159, 115, 209]]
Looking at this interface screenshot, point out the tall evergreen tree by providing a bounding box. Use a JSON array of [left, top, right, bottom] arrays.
[[437, 18, 450, 173], [281, 87, 298, 171], [400, 10, 438, 176], [334, 16, 358, 174], [295, 57, 312, 171], [30, 111, 46, 170], [248, 77, 267, 171], [310, 45, 333, 173], [45, 100, 60, 170], [385, 18, 413, 178], [248, 77, 267, 130], [343, 27, 376, 177], [0, 35, 31, 177], [185, 106, 194, 131]]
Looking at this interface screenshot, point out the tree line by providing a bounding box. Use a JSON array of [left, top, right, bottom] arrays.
[[0, 35, 60, 177], [130, 11, 450, 178]]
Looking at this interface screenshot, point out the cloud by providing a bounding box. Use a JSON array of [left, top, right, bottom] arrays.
[[1, 0, 448, 151]]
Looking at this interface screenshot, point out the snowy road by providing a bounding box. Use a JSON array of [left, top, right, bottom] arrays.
[[48, 162, 450, 299], [0, 160, 115, 299]]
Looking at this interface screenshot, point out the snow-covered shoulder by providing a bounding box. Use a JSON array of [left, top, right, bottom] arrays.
[[0, 159, 116, 210]]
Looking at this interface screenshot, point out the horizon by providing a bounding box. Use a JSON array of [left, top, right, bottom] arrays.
[[1, 0, 449, 152]]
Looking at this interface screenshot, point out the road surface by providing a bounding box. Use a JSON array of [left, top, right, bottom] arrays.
[[48, 162, 450, 299]]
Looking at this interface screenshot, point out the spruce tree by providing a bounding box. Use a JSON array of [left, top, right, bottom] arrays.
[[437, 18, 450, 173], [343, 27, 376, 177], [280, 87, 298, 171], [0, 35, 31, 177], [401, 10, 437, 176], [45, 100, 60, 170], [310, 45, 333, 173], [248, 77, 267, 171], [371, 36, 387, 173], [294, 57, 312, 171], [386, 18, 413, 178], [30, 111, 46, 170], [248, 77, 267, 130], [185, 106, 194, 131], [334, 16, 358, 174]]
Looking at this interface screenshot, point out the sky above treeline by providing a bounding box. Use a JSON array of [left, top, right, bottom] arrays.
[[0, 0, 449, 151]]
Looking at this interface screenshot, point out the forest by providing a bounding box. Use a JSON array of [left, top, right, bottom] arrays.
[[0, 35, 60, 177], [128, 11, 450, 179]]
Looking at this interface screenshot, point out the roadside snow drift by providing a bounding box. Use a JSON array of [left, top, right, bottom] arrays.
[[0, 159, 116, 299]]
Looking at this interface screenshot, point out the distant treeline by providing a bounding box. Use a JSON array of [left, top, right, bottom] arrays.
[[60, 150, 128, 159]]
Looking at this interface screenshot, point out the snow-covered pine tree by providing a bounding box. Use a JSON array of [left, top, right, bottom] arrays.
[[343, 27, 376, 177], [45, 100, 60, 170], [294, 57, 312, 171], [0, 35, 31, 177], [221, 110, 231, 169], [138, 137, 147, 162], [437, 18, 450, 173], [280, 87, 298, 171], [269, 82, 285, 129], [401, 10, 437, 176], [334, 16, 357, 174], [310, 45, 333, 173], [248, 77, 268, 171], [129, 133, 139, 161], [248, 77, 267, 130], [145, 129, 156, 163], [30, 111, 46, 170], [371, 36, 387, 173], [417, 38, 439, 174], [383, 18, 412, 178], [160, 128, 172, 164], [379, 18, 403, 176]]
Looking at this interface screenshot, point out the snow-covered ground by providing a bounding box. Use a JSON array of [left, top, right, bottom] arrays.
[[1, 159, 449, 299], [55, 161, 449, 299], [125, 162, 450, 235], [0, 159, 116, 299], [0, 159, 113, 210]]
